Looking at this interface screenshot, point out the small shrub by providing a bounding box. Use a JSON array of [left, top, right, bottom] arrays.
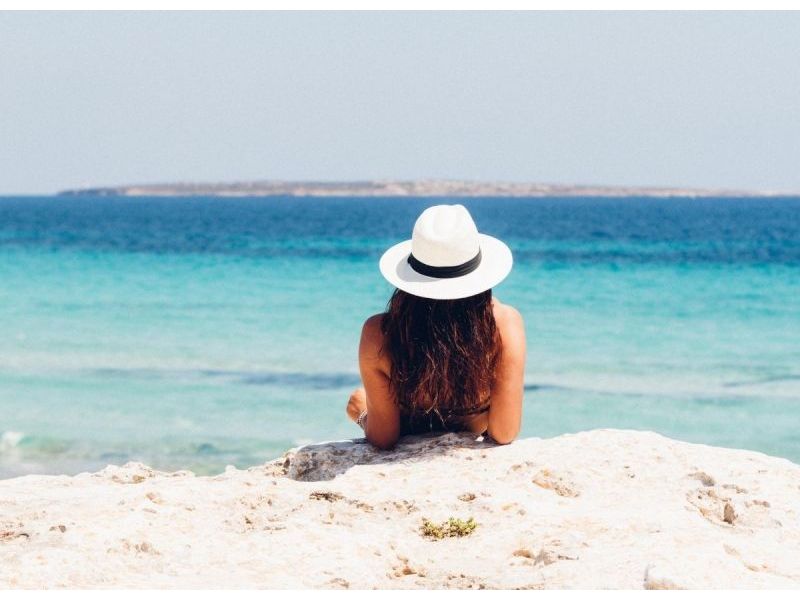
[[420, 517, 477, 540]]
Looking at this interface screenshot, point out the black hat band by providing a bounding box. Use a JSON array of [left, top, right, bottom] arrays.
[[407, 248, 482, 279]]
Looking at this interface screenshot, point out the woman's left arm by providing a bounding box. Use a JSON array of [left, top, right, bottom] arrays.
[[347, 314, 400, 450]]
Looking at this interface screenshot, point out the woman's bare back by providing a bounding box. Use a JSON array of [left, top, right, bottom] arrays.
[[347, 297, 526, 449]]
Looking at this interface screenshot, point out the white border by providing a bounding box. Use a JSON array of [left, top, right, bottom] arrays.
[[2, 1, 800, 11]]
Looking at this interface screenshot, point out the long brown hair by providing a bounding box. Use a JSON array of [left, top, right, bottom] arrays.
[[380, 288, 501, 426]]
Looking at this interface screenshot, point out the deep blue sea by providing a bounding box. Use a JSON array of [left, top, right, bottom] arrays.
[[1, 195, 799, 477]]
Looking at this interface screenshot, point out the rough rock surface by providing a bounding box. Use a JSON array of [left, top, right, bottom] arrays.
[[1, 429, 799, 589]]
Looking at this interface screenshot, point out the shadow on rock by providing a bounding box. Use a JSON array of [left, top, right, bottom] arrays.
[[282, 431, 495, 482]]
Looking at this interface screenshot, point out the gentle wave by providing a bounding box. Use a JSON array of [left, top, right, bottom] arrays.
[[0, 432, 293, 478], [0, 430, 25, 451], [4, 362, 799, 398], [723, 374, 800, 388], [8, 364, 797, 400], [86, 367, 363, 389]]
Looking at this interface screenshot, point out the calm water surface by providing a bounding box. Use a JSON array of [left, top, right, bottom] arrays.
[[1, 196, 798, 476]]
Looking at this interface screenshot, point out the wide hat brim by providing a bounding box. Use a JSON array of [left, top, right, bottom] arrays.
[[379, 233, 513, 300]]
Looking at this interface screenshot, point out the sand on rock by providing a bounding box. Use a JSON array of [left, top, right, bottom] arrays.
[[1, 429, 799, 589]]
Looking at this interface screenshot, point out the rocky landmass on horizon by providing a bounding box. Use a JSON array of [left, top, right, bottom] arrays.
[[56, 179, 781, 198], [1, 429, 798, 589]]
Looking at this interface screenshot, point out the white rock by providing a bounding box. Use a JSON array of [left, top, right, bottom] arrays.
[[0, 429, 798, 589]]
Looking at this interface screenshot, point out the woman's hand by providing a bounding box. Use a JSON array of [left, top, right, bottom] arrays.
[[346, 387, 367, 422]]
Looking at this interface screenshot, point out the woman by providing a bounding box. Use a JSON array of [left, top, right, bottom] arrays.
[[346, 204, 526, 450]]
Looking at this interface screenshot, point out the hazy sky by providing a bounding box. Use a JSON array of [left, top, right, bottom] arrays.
[[1, 11, 800, 194]]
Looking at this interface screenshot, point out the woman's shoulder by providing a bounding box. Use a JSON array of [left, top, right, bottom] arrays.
[[361, 313, 385, 339], [491, 298, 526, 358], [491, 298, 524, 328], [359, 313, 388, 364]]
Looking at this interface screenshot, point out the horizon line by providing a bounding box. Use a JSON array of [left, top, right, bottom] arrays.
[[48, 178, 799, 199]]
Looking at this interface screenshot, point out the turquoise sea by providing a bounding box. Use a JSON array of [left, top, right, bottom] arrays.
[[1, 195, 798, 477]]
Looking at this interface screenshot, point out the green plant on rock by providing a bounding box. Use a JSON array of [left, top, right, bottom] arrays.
[[420, 517, 478, 540]]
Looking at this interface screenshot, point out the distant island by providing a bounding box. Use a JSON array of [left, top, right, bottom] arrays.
[[57, 179, 784, 198]]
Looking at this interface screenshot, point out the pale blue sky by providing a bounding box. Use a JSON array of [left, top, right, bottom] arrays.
[[1, 11, 799, 194]]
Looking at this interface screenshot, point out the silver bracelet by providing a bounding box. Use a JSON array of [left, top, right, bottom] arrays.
[[356, 410, 368, 430]]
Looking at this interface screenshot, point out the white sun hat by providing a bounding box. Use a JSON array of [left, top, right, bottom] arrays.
[[379, 204, 513, 300]]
